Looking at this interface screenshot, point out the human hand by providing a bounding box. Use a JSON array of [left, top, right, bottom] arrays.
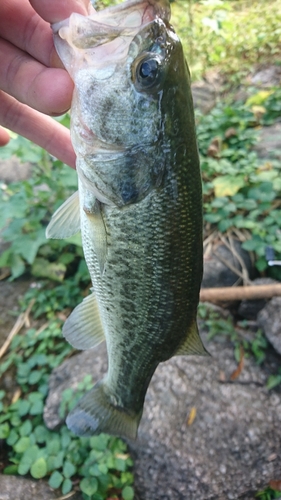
[[0, 0, 91, 168]]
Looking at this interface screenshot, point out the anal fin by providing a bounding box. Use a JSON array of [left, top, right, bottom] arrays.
[[63, 293, 104, 350], [175, 320, 209, 356]]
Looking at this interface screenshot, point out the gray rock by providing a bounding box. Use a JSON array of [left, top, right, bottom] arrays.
[[202, 239, 254, 289], [238, 278, 278, 320], [254, 122, 281, 161], [258, 296, 281, 355], [0, 157, 32, 184], [0, 475, 82, 500], [191, 70, 224, 114], [44, 343, 108, 429], [191, 81, 217, 114], [44, 332, 281, 500], [249, 65, 281, 88]]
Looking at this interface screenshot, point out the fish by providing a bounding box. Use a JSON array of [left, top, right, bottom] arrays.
[[46, 0, 207, 440]]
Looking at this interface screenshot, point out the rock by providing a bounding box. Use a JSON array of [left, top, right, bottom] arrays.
[[0, 475, 82, 500], [238, 278, 278, 320], [0, 157, 32, 184], [191, 70, 224, 114], [191, 81, 217, 114], [248, 65, 281, 88], [202, 239, 254, 289], [257, 296, 281, 355], [254, 122, 281, 161], [44, 332, 281, 500], [44, 343, 108, 429]]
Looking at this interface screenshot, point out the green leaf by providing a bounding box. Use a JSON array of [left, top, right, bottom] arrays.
[[18, 400, 31, 417], [3, 465, 19, 475], [267, 374, 281, 390], [30, 399, 44, 415], [49, 470, 64, 489], [31, 258, 66, 282], [30, 457, 48, 479], [14, 437, 31, 453], [34, 425, 50, 444], [10, 254, 25, 279], [18, 450, 38, 475], [62, 478, 73, 495], [0, 422, 9, 439], [28, 370, 43, 385], [90, 434, 110, 451], [122, 485, 134, 500], [80, 477, 98, 496], [46, 438, 61, 455], [19, 419, 33, 437], [213, 175, 244, 197], [63, 460, 76, 479], [7, 429, 19, 446]]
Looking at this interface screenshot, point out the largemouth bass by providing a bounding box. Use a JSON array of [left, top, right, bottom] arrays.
[[46, 0, 206, 440]]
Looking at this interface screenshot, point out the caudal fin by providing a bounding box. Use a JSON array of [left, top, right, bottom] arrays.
[[66, 381, 141, 440]]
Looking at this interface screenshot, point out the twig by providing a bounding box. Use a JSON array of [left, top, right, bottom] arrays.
[[0, 299, 35, 359], [56, 492, 77, 500], [200, 284, 281, 302]]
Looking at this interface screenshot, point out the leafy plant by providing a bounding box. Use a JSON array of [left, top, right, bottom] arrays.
[[172, 0, 281, 80], [0, 318, 134, 499], [199, 303, 281, 388], [0, 133, 82, 280], [197, 88, 281, 277], [256, 485, 281, 500]]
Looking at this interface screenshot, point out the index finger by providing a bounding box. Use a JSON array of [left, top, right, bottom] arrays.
[[29, 0, 91, 24]]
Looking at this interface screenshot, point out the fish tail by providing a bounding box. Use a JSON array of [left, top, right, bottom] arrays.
[[66, 381, 141, 440]]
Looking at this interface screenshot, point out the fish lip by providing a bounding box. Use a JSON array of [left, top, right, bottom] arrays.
[[52, 0, 170, 44]]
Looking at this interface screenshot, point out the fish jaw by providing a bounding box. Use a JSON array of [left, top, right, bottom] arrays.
[[52, 0, 171, 78]]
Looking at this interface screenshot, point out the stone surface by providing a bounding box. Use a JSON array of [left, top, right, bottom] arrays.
[[248, 65, 281, 88], [254, 122, 281, 161], [191, 81, 217, 114], [0, 475, 82, 500], [44, 343, 108, 429], [44, 331, 281, 500], [202, 239, 254, 289], [258, 296, 281, 355], [0, 157, 32, 184]]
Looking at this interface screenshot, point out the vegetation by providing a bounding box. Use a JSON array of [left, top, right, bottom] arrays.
[[0, 0, 281, 498], [0, 295, 134, 499], [172, 0, 281, 81], [198, 87, 281, 277]]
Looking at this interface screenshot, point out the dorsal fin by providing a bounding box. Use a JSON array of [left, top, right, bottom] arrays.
[[175, 320, 209, 356], [63, 293, 105, 350], [46, 191, 80, 239]]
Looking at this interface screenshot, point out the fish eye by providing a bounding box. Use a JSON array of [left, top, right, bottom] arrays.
[[138, 59, 159, 84], [133, 54, 163, 92]]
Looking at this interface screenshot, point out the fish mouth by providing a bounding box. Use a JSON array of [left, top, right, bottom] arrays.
[[53, 0, 170, 43], [52, 0, 170, 73]]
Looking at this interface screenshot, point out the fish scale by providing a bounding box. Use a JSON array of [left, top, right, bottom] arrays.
[[46, 0, 206, 440]]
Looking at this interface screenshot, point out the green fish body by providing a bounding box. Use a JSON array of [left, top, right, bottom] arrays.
[[46, 0, 206, 440]]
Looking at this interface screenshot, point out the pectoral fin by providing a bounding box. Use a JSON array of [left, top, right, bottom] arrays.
[[46, 191, 80, 239], [63, 293, 105, 350], [175, 320, 209, 356]]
